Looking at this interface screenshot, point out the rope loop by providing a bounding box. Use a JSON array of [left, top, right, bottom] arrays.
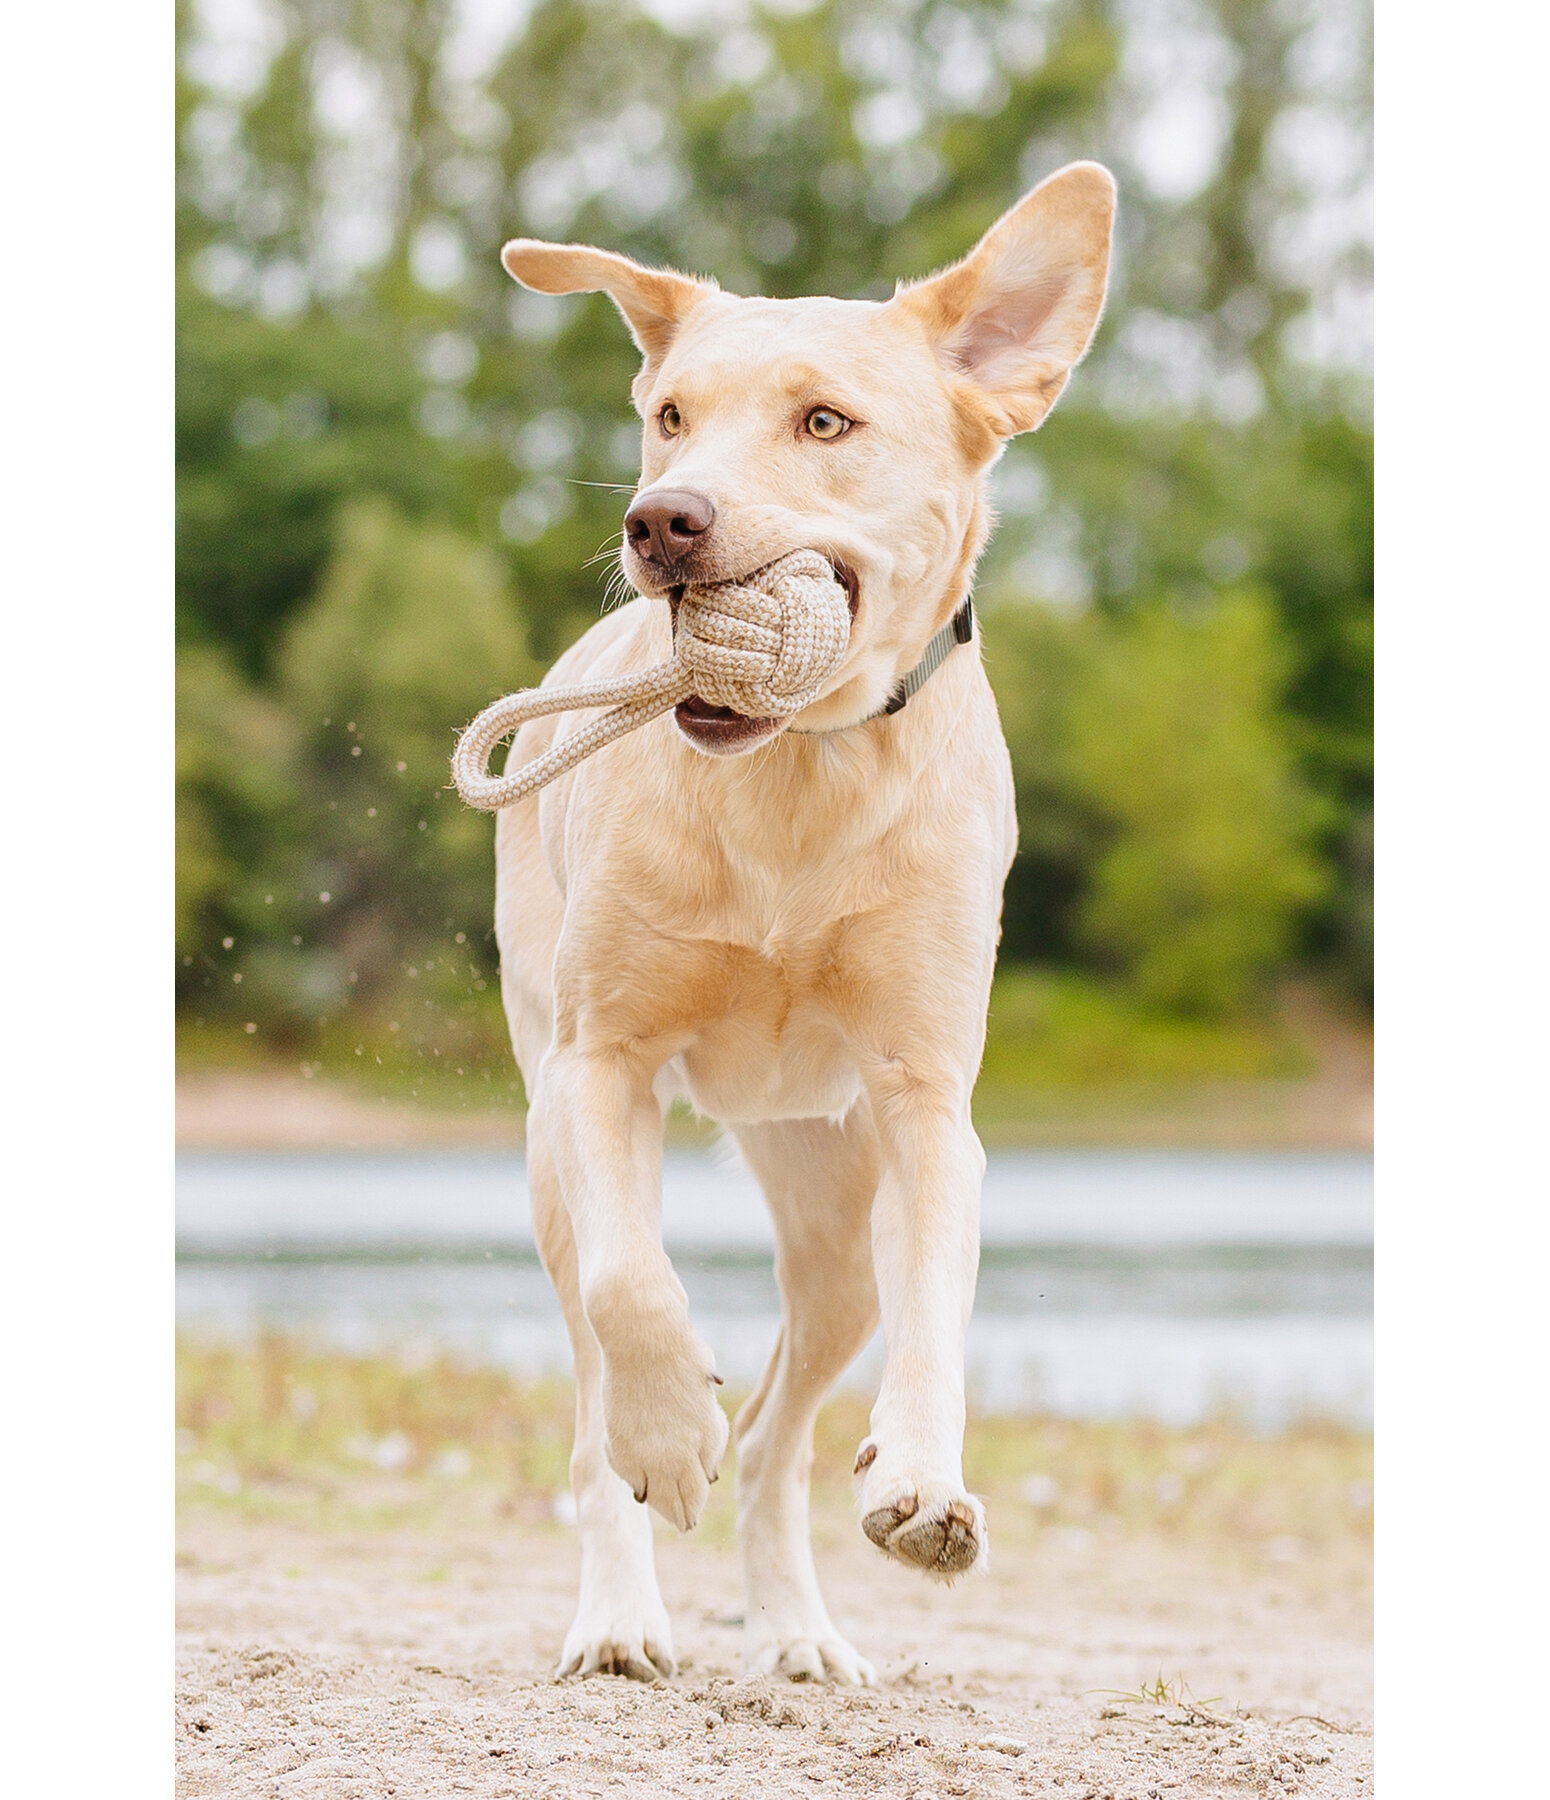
[[451, 549, 850, 812]]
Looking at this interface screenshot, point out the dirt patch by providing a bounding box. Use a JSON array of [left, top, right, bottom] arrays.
[[176, 1069, 524, 1152], [176, 1062, 1370, 1154], [177, 1507, 1370, 1797]]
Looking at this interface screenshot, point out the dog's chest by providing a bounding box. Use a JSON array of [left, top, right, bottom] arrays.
[[669, 936, 865, 1123]]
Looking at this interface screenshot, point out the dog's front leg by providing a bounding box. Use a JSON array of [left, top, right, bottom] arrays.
[[528, 1105, 675, 1680], [544, 1040, 729, 1532], [854, 1072, 987, 1577]]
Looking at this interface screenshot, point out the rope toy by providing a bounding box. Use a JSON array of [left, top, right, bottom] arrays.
[[451, 549, 851, 811]]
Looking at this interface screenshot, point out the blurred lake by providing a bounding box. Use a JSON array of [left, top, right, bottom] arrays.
[[177, 1150, 1372, 1428]]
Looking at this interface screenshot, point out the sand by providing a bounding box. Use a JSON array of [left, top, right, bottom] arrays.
[[175, 1063, 1372, 1154], [176, 1503, 1371, 1798]]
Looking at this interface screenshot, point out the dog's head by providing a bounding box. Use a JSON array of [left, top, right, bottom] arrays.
[[502, 162, 1115, 754]]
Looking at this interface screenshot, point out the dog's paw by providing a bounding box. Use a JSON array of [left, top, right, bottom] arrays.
[[855, 1444, 986, 1579], [557, 1611, 677, 1683], [590, 1286, 729, 1532], [602, 1375, 728, 1533], [747, 1631, 876, 1686], [862, 1494, 983, 1575]]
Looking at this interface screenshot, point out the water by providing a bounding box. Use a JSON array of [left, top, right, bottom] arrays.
[[177, 1150, 1372, 1428]]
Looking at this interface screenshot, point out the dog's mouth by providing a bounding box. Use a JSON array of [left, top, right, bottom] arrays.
[[829, 559, 861, 619], [672, 694, 786, 753], [667, 558, 858, 755]]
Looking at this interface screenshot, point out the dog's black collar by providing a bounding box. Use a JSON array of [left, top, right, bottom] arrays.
[[791, 594, 974, 734], [878, 593, 975, 717]]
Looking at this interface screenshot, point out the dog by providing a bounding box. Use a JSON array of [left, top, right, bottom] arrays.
[[492, 162, 1115, 1685]]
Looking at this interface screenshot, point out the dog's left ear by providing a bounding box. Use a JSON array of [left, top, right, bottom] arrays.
[[894, 162, 1116, 437]]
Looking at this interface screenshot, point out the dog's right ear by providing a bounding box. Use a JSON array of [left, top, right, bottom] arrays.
[[500, 240, 712, 371]]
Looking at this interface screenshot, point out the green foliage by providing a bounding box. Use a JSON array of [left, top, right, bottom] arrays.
[[276, 499, 537, 998], [984, 599, 1100, 962], [979, 965, 1311, 1090], [1064, 594, 1329, 1013], [176, 284, 468, 672], [987, 588, 1330, 1012], [179, 501, 534, 1032], [176, 645, 300, 949], [280, 498, 534, 772]]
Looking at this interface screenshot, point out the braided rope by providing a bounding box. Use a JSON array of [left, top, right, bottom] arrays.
[[451, 549, 850, 812]]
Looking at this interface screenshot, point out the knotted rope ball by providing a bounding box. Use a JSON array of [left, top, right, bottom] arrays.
[[452, 549, 851, 812]]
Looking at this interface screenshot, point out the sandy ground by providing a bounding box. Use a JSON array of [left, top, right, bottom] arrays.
[[175, 1062, 1371, 1153], [176, 1504, 1371, 1798], [176, 1069, 525, 1151]]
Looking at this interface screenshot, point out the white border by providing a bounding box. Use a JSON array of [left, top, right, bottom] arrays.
[[4, 2, 171, 1789], [1377, 0, 1550, 1786]]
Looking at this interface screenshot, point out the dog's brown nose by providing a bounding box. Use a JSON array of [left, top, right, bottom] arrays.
[[624, 487, 716, 567]]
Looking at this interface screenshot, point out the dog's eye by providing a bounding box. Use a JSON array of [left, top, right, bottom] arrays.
[[804, 407, 851, 441], [659, 404, 683, 437]]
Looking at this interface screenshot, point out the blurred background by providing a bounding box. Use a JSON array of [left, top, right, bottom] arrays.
[[176, 0, 1372, 1459]]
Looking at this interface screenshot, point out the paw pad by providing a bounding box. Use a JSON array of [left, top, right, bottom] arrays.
[[861, 1493, 916, 1547], [862, 1495, 982, 1574]]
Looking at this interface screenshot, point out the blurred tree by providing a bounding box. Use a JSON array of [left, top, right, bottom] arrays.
[[177, 284, 472, 670], [986, 589, 1329, 1011], [983, 600, 1102, 963], [983, 407, 1372, 980], [176, 643, 302, 963], [1061, 592, 1328, 1013], [275, 498, 537, 1002]]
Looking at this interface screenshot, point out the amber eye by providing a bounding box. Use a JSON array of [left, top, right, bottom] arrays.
[[659, 404, 682, 436], [805, 407, 851, 441]]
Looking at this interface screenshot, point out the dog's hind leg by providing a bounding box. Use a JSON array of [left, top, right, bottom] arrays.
[[729, 1111, 882, 1685], [528, 1100, 676, 1681]]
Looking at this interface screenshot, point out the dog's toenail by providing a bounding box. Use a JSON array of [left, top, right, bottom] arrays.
[[894, 1494, 918, 1519], [634, 1481, 648, 1504], [853, 1444, 877, 1474], [710, 1373, 724, 1386]]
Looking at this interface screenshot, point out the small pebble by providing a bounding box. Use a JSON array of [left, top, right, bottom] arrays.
[[978, 1734, 1027, 1756]]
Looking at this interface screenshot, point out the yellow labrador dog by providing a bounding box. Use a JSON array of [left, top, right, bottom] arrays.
[[493, 163, 1115, 1685]]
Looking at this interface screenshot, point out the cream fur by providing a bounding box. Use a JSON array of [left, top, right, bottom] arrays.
[[491, 162, 1115, 1684]]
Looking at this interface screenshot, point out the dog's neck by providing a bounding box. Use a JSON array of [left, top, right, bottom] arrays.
[[774, 491, 990, 739], [791, 593, 973, 732]]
